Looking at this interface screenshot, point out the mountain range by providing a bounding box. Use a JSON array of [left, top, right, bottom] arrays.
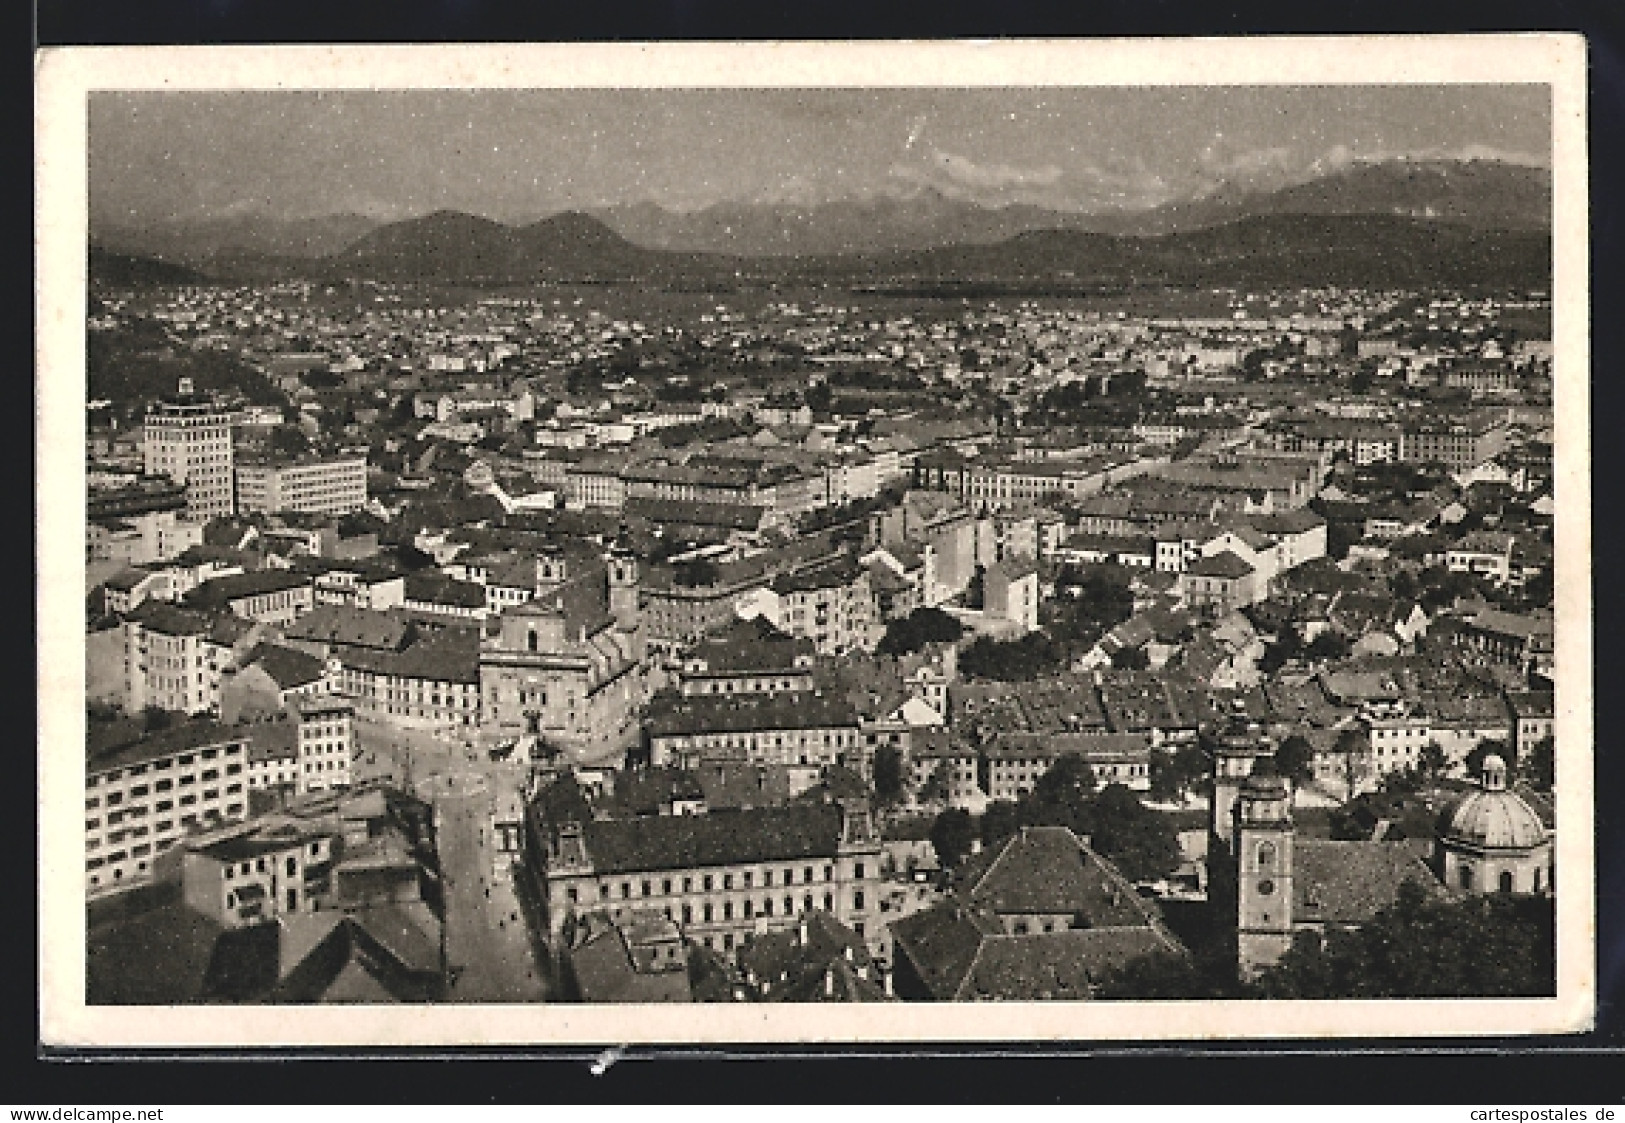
[[592, 159, 1551, 256], [88, 158, 1551, 292], [95, 157, 1548, 264]]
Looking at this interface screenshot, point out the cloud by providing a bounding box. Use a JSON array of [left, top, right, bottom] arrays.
[[1311, 142, 1548, 174], [888, 148, 1066, 205]]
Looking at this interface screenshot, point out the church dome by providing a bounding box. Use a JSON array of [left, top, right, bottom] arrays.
[[1440, 754, 1548, 852]]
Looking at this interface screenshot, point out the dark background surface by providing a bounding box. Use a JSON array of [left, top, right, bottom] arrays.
[[24, 0, 1625, 1102]]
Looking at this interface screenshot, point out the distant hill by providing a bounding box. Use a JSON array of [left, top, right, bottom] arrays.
[[331, 209, 694, 282], [595, 189, 1073, 257], [594, 158, 1551, 256], [95, 211, 381, 265], [89, 245, 207, 288], [885, 213, 1550, 291]]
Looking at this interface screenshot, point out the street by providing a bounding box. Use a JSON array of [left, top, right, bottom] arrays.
[[352, 716, 550, 1001]]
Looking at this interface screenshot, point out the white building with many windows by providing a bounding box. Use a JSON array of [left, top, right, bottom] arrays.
[[142, 380, 237, 518], [85, 720, 251, 897], [236, 454, 369, 516], [295, 696, 356, 793]]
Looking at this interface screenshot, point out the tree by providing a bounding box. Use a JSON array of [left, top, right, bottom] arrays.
[[269, 423, 311, 458], [871, 745, 906, 808], [1274, 734, 1317, 787], [1332, 726, 1372, 802], [1521, 736, 1555, 792], [1150, 743, 1209, 804], [964, 564, 986, 610], [876, 606, 964, 657], [1112, 645, 1151, 671], [1259, 626, 1304, 675], [979, 800, 1022, 851], [1304, 629, 1351, 662], [957, 632, 1064, 682], [1085, 783, 1184, 883], [929, 808, 976, 869], [1094, 943, 1251, 1000], [142, 705, 174, 733], [1031, 753, 1099, 821], [1418, 740, 1451, 787], [918, 761, 950, 807]]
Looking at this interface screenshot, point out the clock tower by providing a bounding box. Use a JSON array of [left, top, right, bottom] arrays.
[[1236, 761, 1295, 980], [1207, 699, 1273, 851]]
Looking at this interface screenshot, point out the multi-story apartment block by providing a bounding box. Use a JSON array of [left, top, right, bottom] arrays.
[[235, 454, 368, 516], [334, 626, 483, 732], [181, 827, 337, 928], [187, 570, 315, 626], [122, 602, 258, 715], [87, 476, 206, 566], [85, 720, 251, 896], [1179, 551, 1260, 619], [771, 554, 875, 656], [142, 380, 236, 518], [565, 456, 629, 510], [979, 733, 1153, 802], [1400, 416, 1512, 471], [296, 696, 356, 794]]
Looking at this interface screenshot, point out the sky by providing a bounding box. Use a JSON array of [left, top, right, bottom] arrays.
[[89, 85, 1552, 226]]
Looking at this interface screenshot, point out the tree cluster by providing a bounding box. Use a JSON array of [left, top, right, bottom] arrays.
[[876, 607, 964, 657], [931, 755, 1184, 884], [1256, 881, 1555, 998]]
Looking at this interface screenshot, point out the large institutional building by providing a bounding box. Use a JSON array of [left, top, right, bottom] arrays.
[[142, 379, 237, 518], [235, 454, 369, 516]]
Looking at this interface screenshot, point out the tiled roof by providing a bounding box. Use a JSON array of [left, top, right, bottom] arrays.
[[624, 496, 766, 530], [404, 571, 487, 609], [336, 625, 481, 684], [771, 554, 865, 595], [646, 691, 859, 739], [685, 616, 814, 675], [126, 600, 214, 638], [1186, 550, 1255, 579], [243, 643, 327, 689], [960, 826, 1153, 924], [188, 569, 312, 605], [567, 916, 692, 1003], [283, 605, 416, 652], [958, 928, 1175, 1001], [580, 802, 847, 875], [245, 719, 298, 763], [1292, 839, 1449, 925], [605, 767, 706, 817], [87, 717, 248, 774], [86, 901, 227, 1004], [691, 761, 794, 811], [1505, 691, 1555, 720], [888, 903, 1005, 1000]]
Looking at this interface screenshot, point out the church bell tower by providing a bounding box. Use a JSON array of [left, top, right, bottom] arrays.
[[1236, 763, 1295, 980]]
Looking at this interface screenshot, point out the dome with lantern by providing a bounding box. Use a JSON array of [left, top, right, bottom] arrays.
[[1438, 754, 1548, 853]]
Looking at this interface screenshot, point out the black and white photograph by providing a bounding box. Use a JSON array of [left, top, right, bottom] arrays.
[[35, 38, 1592, 1045]]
